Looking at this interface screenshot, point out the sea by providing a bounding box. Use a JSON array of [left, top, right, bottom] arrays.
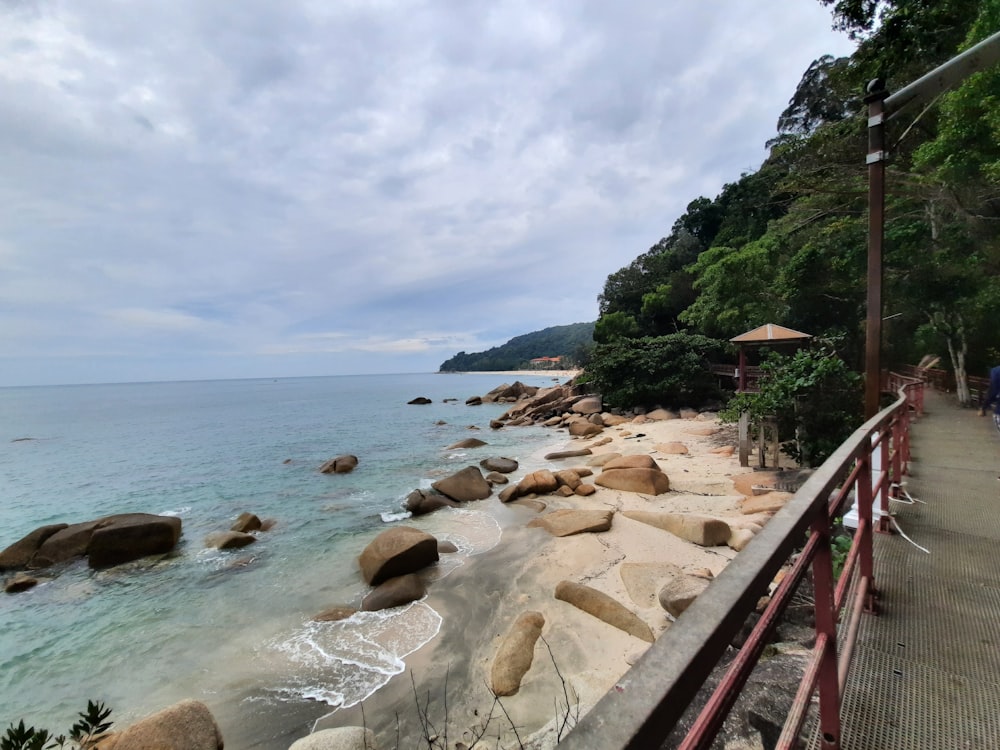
[[0, 373, 566, 742]]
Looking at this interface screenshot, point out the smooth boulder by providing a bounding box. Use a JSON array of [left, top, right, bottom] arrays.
[[554, 580, 653, 643], [0, 524, 68, 570], [432, 466, 491, 502], [358, 527, 439, 586], [622, 512, 731, 547], [659, 574, 711, 618], [491, 611, 545, 696], [319, 455, 359, 474], [230, 512, 262, 533], [480, 456, 519, 473], [204, 531, 257, 550], [107, 699, 223, 750], [527, 509, 613, 537], [289, 727, 378, 750], [446, 438, 488, 450], [596, 468, 670, 495], [87, 514, 183, 569], [404, 489, 460, 516], [362, 573, 426, 611]]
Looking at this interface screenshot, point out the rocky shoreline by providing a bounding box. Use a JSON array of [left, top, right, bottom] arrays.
[[2, 378, 802, 750]]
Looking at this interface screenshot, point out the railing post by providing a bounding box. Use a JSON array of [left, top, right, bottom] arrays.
[[877, 423, 892, 534], [855, 448, 877, 611], [811, 516, 841, 750]]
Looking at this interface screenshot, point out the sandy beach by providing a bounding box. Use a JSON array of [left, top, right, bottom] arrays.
[[310, 402, 769, 749]]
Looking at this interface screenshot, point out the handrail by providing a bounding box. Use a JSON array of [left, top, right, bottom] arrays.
[[560, 372, 924, 749]]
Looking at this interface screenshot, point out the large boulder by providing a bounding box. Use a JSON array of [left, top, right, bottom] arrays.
[[480, 456, 519, 473], [554, 581, 653, 643], [319, 455, 359, 474], [517, 470, 559, 496], [622, 512, 731, 547], [407, 397, 432, 405], [106, 699, 223, 750], [404, 489, 460, 516], [482, 381, 539, 403], [491, 611, 545, 696], [431, 466, 491, 502], [596, 468, 670, 495], [568, 421, 602, 438], [361, 573, 426, 611], [289, 727, 378, 750], [544, 448, 592, 460], [87, 514, 183, 568], [527, 509, 613, 537], [741, 491, 793, 515], [358, 527, 439, 586], [603, 455, 660, 470], [571, 396, 603, 415], [204, 531, 257, 551], [31, 521, 104, 568], [5, 573, 39, 594], [0, 524, 68, 570]]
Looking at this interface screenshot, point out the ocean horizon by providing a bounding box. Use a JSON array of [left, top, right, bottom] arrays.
[[0, 372, 569, 744]]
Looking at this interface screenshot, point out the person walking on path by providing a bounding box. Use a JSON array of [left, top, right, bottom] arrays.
[[978, 365, 1000, 419]]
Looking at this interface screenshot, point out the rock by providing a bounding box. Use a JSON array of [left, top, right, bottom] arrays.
[[289, 727, 378, 750], [87, 514, 183, 569], [446, 438, 488, 450], [465, 396, 483, 406], [513, 498, 547, 512], [603, 454, 660, 470], [554, 470, 582, 490], [405, 489, 460, 516], [646, 408, 677, 420], [432, 466, 491, 502], [5, 573, 39, 594], [554, 580, 653, 642], [658, 574, 711, 618], [710, 446, 736, 456], [679, 408, 700, 419], [587, 452, 621, 467], [730, 471, 781, 497], [319, 455, 359, 474], [543, 416, 564, 427], [408, 397, 432, 405], [517, 470, 559, 495], [358, 527, 439, 586], [555, 485, 575, 497], [544, 448, 592, 460], [485, 472, 509, 485], [204, 531, 257, 550], [480, 456, 519, 473], [31, 520, 104, 568], [570, 466, 593, 477], [313, 606, 357, 622], [655, 442, 689, 455], [527, 509, 613, 537], [498, 485, 521, 503], [437, 541, 458, 553], [259, 518, 278, 532], [684, 426, 720, 436], [0, 524, 68, 570], [619, 562, 681, 608], [571, 396, 603, 415], [491, 611, 545, 696], [489, 419, 504, 430], [575, 484, 597, 497], [622, 512, 731, 547], [690, 567, 715, 580], [482, 381, 539, 403], [568, 421, 602, 438], [741, 491, 793, 514], [361, 573, 426, 611], [587, 436, 613, 447], [596, 468, 670, 495], [108, 699, 223, 750], [728, 527, 756, 551], [600, 413, 629, 426], [230, 512, 262, 533]]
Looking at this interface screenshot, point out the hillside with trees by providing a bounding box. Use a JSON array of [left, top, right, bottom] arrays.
[[438, 322, 595, 372], [586, 0, 1000, 440]]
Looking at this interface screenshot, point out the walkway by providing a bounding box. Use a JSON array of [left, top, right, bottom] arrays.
[[833, 389, 1000, 748]]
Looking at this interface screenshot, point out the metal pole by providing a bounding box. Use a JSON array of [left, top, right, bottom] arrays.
[[864, 80, 888, 420]]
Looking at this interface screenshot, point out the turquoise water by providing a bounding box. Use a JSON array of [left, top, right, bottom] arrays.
[[0, 373, 562, 737]]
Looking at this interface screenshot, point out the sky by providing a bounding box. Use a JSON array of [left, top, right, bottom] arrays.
[[0, 1, 856, 386]]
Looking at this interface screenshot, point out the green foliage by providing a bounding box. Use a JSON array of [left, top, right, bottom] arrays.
[[438, 322, 595, 372], [2, 702, 112, 750], [721, 348, 862, 467], [582, 333, 727, 409], [831, 521, 854, 579], [593, 311, 639, 344]]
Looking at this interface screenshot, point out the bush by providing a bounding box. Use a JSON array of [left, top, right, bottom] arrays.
[[581, 333, 728, 409], [2, 701, 112, 750]]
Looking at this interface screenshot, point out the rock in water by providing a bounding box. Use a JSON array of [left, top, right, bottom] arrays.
[[0, 524, 68, 570], [431, 466, 491, 502], [230, 512, 262, 533], [361, 574, 426, 611], [491, 611, 545, 696], [554, 581, 653, 643], [87, 514, 183, 568], [445, 438, 488, 450], [318, 455, 359, 474], [358, 527, 439, 586]]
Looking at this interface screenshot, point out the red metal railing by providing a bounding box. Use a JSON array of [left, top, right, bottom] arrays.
[[561, 372, 925, 750]]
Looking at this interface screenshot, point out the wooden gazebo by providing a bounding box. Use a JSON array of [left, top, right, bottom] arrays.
[[730, 323, 812, 392]]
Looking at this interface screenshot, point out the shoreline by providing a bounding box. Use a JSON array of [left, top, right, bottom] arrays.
[[301, 401, 757, 748]]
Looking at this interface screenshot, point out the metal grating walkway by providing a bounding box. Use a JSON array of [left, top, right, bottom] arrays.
[[831, 390, 1000, 749]]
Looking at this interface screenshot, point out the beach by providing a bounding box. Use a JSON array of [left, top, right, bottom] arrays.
[[305, 398, 760, 749]]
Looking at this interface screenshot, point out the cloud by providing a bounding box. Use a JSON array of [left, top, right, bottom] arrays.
[[0, 0, 854, 385]]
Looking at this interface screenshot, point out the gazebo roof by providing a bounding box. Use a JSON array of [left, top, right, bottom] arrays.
[[729, 323, 812, 344]]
